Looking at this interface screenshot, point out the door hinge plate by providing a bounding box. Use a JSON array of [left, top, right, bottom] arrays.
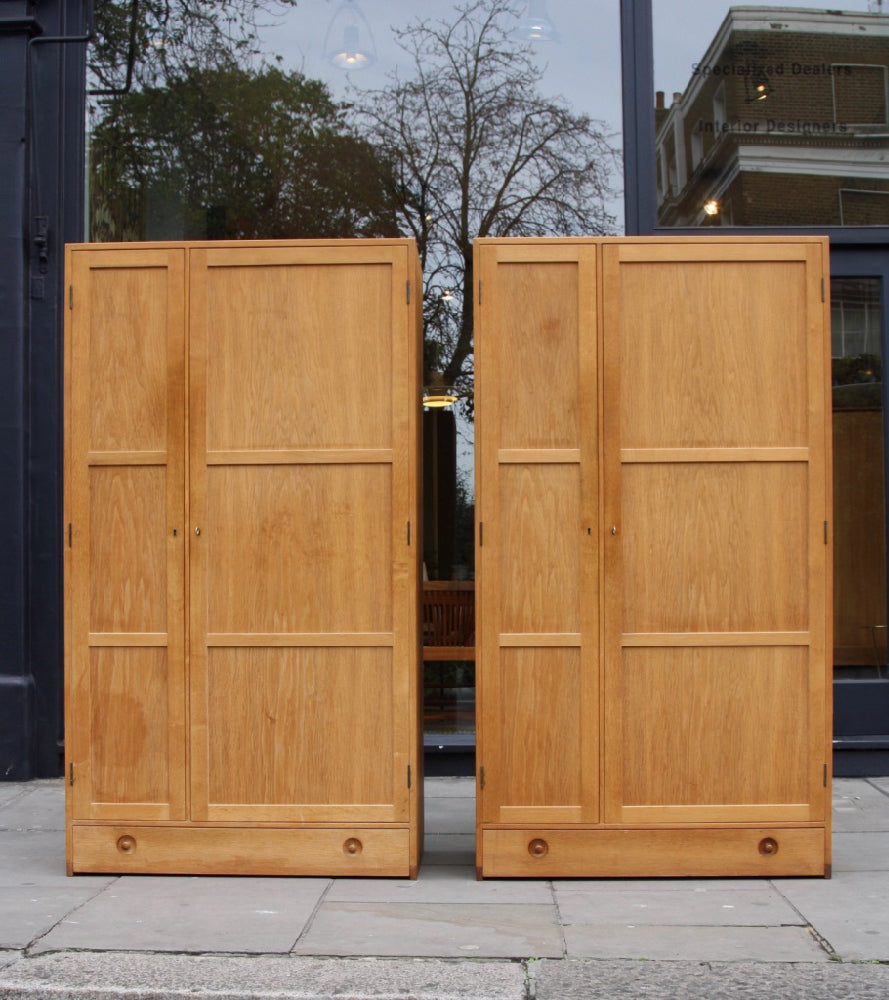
[[479, 765, 485, 790], [69, 762, 74, 786]]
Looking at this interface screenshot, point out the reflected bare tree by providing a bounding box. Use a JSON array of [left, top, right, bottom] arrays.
[[353, 0, 621, 400]]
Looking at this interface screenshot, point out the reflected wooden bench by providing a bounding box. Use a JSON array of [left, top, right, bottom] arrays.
[[422, 581, 475, 661]]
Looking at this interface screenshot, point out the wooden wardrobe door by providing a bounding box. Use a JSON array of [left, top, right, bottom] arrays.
[[65, 247, 187, 827], [475, 241, 600, 864], [602, 239, 832, 832], [187, 243, 420, 834]]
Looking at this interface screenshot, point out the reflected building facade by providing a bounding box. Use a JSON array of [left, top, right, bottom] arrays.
[[655, 7, 889, 227]]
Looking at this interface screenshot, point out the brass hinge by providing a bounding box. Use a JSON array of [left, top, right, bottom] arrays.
[[479, 765, 485, 790], [407, 764, 412, 790], [69, 762, 74, 786], [824, 520, 829, 544], [821, 278, 826, 303], [68, 285, 73, 310], [67, 523, 72, 548], [478, 281, 482, 305], [407, 521, 411, 545], [824, 762, 829, 787], [479, 522, 483, 546], [406, 280, 411, 305]]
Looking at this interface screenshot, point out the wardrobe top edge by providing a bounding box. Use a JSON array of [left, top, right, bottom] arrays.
[[65, 238, 420, 252], [472, 235, 830, 246]]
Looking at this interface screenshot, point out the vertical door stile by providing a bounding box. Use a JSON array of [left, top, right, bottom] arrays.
[[474, 240, 499, 830], [186, 246, 209, 821], [390, 245, 414, 826], [578, 244, 600, 825], [600, 241, 625, 826], [166, 249, 189, 824]]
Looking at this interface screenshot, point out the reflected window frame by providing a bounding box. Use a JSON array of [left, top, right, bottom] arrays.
[[620, 0, 889, 243]]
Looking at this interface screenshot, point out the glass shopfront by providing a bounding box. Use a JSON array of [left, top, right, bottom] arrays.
[[85, 0, 623, 755]]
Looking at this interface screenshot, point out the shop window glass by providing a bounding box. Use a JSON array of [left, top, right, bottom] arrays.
[[85, 0, 622, 744]]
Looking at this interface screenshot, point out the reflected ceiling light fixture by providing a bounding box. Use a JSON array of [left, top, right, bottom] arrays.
[[423, 371, 459, 409], [703, 198, 720, 217], [519, 0, 560, 42], [441, 288, 454, 303], [745, 74, 774, 102], [324, 0, 377, 71]]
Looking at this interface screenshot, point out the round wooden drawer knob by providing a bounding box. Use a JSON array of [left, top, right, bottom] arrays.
[[758, 837, 779, 856], [528, 838, 549, 858], [343, 837, 363, 856], [116, 835, 137, 854]]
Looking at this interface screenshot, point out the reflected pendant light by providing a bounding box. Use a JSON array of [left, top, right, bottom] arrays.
[[423, 371, 459, 409], [324, 0, 377, 70], [519, 0, 560, 42]]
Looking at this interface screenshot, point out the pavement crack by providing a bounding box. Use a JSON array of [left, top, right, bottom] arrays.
[[866, 778, 889, 802], [288, 879, 334, 952], [23, 877, 123, 958]]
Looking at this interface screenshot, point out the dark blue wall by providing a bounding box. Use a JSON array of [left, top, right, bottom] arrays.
[[0, 1, 87, 778]]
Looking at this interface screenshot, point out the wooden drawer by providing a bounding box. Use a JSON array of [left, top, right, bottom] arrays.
[[71, 824, 413, 877], [479, 826, 829, 879]]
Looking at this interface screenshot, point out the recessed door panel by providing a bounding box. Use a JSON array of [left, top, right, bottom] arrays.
[[618, 645, 813, 823], [205, 647, 398, 821], [205, 464, 393, 635]]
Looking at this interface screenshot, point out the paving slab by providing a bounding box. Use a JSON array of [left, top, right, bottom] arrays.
[[832, 778, 889, 832], [777, 869, 889, 961], [424, 778, 475, 799], [0, 952, 528, 1000], [0, 781, 64, 831], [868, 775, 889, 799], [0, 787, 24, 809], [0, 830, 111, 888], [422, 834, 475, 867], [424, 797, 475, 836], [832, 830, 889, 871], [32, 876, 331, 955], [562, 923, 827, 962], [532, 958, 889, 1000], [554, 882, 802, 927], [0, 886, 113, 951], [326, 866, 552, 904], [293, 901, 563, 958]]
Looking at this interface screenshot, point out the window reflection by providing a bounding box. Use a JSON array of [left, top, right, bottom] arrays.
[[654, 4, 889, 227], [85, 0, 622, 751], [832, 278, 888, 676]]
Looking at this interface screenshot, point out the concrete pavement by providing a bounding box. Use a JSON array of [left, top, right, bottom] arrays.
[[1, 776, 889, 998]]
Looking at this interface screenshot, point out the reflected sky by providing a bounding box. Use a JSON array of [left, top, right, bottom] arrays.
[[257, 1, 623, 224]]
